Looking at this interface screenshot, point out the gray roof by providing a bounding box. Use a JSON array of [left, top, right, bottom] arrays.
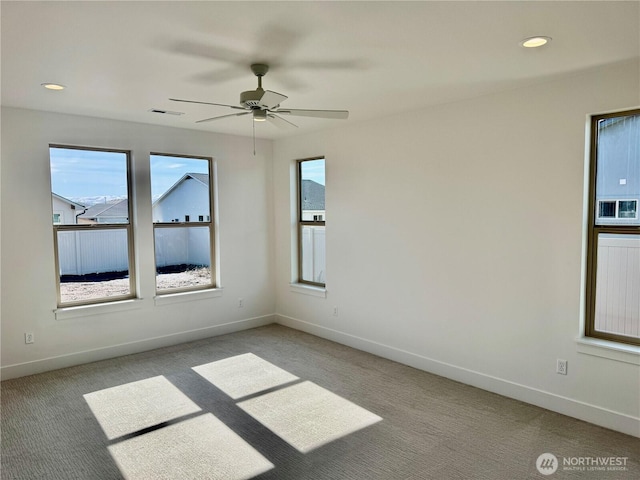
[[301, 179, 325, 210], [78, 198, 128, 219], [186, 172, 209, 185]]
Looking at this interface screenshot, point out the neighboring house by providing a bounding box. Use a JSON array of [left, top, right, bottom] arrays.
[[51, 193, 85, 225], [301, 179, 325, 221], [152, 173, 210, 223], [77, 198, 129, 224], [596, 115, 639, 224]]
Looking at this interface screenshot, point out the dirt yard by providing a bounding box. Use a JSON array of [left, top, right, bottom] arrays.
[[60, 268, 211, 302]]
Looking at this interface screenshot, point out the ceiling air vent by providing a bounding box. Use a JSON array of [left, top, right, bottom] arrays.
[[148, 109, 184, 116]]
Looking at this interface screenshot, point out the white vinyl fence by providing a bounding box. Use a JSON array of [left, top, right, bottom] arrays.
[[57, 230, 129, 276], [301, 225, 325, 284], [154, 226, 210, 268], [595, 234, 640, 338], [58, 227, 210, 276]]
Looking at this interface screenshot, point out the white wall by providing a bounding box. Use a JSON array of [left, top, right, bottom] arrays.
[[273, 60, 640, 436], [1, 108, 275, 377]]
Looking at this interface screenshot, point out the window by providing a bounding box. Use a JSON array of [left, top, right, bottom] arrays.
[[597, 199, 638, 220], [598, 200, 616, 218], [618, 200, 637, 219], [585, 109, 640, 345], [151, 154, 215, 294], [50, 146, 135, 306], [298, 158, 326, 286]]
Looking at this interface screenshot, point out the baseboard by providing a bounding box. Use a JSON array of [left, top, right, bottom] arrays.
[[1, 314, 276, 381], [275, 314, 640, 438]]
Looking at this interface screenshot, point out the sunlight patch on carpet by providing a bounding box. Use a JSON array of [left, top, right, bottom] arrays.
[[238, 381, 382, 453], [83, 375, 201, 440], [108, 413, 274, 480], [192, 352, 299, 399]]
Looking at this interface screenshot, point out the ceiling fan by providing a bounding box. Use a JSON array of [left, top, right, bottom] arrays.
[[170, 63, 349, 129]]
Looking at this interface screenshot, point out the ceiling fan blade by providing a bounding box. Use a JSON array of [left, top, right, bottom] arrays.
[[259, 90, 288, 109], [196, 112, 251, 124], [275, 108, 349, 119], [189, 67, 248, 85], [169, 98, 246, 110], [170, 41, 244, 65], [267, 113, 298, 129]]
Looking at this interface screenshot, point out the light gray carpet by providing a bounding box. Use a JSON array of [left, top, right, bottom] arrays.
[[1, 324, 639, 479]]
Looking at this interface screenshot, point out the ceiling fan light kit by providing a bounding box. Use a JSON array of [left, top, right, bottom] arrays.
[[253, 109, 267, 122]]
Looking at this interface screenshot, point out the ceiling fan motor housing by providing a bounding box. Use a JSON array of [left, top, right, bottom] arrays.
[[241, 89, 269, 109]]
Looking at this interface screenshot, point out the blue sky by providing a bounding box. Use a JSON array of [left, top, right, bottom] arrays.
[[150, 155, 209, 200], [301, 159, 325, 186], [50, 148, 129, 200], [50, 147, 321, 201], [50, 148, 209, 202]]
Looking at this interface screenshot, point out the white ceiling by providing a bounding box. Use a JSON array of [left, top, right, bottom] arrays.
[[2, 1, 639, 139]]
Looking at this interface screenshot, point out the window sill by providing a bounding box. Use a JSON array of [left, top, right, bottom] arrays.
[[154, 288, 223, 306], [54, 298, 143, 321], [576, 337, 640, 365], [289, 283, 326, 298]]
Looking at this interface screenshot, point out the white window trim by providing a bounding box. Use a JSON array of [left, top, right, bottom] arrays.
[[290, 283, 327, 298], [576, 336, 640, 365], [154, 288, 223, 306], [54, 298, 144, 321]]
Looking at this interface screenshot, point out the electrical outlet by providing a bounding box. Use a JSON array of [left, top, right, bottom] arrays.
[[333, 306, 338, 317], [25, 332, 34, 344], [556, 359, 568, 375], [238, 298, 244, 308]]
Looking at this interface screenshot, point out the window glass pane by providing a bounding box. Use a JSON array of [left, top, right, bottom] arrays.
[[50, 148, 129, 225], [594, 234, 640, 340], [300, 225, 326, 284], [154, 226, 212, 291], [618, 200, 637, 219], [300, 159, 325, 221], [151, 155, 210, 223], [57, 228, 131, 303], [595, 113, 640, 225], [598, 201, 616, 218]]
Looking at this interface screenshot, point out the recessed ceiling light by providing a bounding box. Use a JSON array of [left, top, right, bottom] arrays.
[[521, 36, 552, 48], [41, 83, 66, 90]]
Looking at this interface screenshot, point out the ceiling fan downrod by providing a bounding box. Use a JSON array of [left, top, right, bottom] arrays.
[[251, 63, 269, 90]]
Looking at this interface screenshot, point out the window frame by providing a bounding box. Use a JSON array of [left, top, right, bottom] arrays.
[[151, 152, 216, 295], [585, 108, 640, 346], [51, 144, 137, 307], [297, 157, 326, 288]]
